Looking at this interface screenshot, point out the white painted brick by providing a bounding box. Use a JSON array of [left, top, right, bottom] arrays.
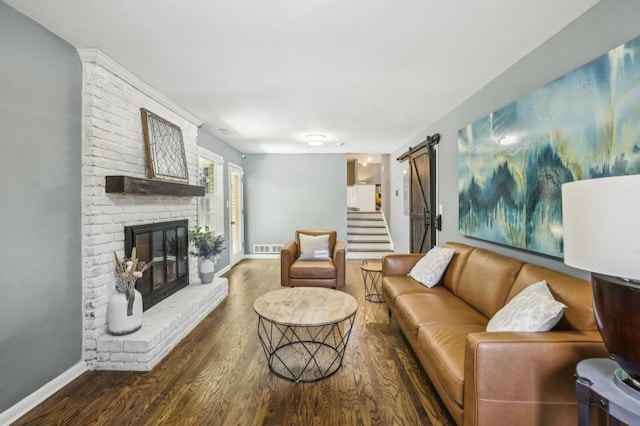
[[83, 328, 98, 339], [124, 362, 150, 371], [97, 338, 123, 352], [83, 56, 205, 372], [97, 352, 110, 362], [111, 352, 138, 362], [86, 294, 110, 310], [101, 362, 126, 370], [123, 339, 150, 353]]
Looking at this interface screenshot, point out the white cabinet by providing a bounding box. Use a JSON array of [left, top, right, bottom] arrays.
[[347, 184, 376, 211]]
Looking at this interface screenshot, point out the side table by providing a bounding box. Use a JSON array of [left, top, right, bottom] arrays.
[[360, 260, 383, 303], [575, 358, 640, 426], [253, 287, 358, 382]]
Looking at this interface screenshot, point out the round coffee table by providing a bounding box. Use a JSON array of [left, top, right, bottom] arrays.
[[360, 260, 384, 302], [253, 287, 358, 382]]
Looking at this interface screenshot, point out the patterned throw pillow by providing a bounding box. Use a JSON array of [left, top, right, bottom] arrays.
[[298, 234, 331, 260], [408, 246, 456, 287], [486, 281, 566, 332]]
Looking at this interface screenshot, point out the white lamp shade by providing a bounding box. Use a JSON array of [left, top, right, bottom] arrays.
[[561, 175, 640, 280]]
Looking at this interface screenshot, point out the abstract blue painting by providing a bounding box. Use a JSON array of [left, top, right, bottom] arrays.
[[458, 35, 640, 257]]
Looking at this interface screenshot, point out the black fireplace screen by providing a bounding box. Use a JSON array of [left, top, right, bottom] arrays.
[[125, 220, 189, 310]]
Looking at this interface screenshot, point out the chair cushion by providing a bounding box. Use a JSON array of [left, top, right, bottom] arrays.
[[298, 233, 331, 260], [290, 260, 337, 279], [295, 230, 336, 254]]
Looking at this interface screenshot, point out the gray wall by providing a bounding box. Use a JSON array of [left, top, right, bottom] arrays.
[[197, 128, 244, 270], [243, 154, 347, 250], [389, 0, 640, 279], [0, 2, 82, 412]]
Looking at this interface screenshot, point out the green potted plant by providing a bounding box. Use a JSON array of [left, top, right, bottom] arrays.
[[188, 226, 225, 283]]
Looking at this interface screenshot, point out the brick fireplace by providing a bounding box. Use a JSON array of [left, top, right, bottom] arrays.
[[80, 49, 227, 371]]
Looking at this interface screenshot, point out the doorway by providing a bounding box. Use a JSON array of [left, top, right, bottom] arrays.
[[398, 134, 440, 253], [228, 163, 244, 266], [346, 154, 384, 212]]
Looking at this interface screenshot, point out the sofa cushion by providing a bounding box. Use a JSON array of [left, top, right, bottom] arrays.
[[289, 260, 336, 279], [408, 246, 455, 287], [418, 323, 487, 407], [486, 281, 566, 332], [382, 276, 445, 309], [395, 292, 488, 342], [441, 242, 475, 293], [509, 264, 596, 331], [454, 248, 523, 319]]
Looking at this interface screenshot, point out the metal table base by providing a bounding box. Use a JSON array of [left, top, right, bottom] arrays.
[[360, 260, 384, 303], [257, 314, 356, 382]]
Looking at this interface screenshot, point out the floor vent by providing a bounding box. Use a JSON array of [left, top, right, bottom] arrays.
[[253, 244, 283, 254]]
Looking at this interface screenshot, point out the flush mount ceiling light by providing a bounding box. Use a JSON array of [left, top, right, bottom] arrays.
[[306, 134, 326, 146]]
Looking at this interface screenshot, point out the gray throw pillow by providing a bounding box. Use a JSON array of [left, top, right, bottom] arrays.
[[298, 234, 331, 260]]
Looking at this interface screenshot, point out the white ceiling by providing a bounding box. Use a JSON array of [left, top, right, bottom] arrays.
[[5, 0, 599, 154]]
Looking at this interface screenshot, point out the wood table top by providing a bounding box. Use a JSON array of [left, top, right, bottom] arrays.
[[253, 287, 358, 326], [360, 261, 382, 272]]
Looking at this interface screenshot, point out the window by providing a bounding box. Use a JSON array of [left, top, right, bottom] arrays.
[[197, 150, 224, 236]]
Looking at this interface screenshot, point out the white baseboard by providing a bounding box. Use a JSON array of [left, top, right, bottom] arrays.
[[214, 264, 231, 277], [244, 254, 280, 259], [0, 361, 87, 426]]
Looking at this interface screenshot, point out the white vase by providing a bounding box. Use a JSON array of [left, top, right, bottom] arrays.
[[199, 259, 215, 284], [107, 289, 143, 335]]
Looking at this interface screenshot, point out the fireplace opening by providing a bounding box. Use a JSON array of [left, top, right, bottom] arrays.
[[125, 220, 189, 310]]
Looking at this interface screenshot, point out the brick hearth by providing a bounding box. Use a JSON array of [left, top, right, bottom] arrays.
[[95, 279, 227, 370]]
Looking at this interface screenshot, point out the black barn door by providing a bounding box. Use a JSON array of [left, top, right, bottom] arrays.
[[398, 134, 440, 253]]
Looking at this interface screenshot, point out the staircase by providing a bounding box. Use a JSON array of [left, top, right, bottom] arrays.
[[347, 211, 394, 260]]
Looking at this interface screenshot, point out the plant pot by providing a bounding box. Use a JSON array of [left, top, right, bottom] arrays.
[[107, 289, 143, 335], [199, 259, 215, 284]]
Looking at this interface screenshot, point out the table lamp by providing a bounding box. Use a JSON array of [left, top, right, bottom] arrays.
[[562, 174, 640, 394]]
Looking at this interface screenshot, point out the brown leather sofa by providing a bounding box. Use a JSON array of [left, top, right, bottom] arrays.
[[281, 230, 345, 288], [382, 242, 607, 426]]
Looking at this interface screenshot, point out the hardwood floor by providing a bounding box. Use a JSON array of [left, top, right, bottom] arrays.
[[14, 259, 455, 426]]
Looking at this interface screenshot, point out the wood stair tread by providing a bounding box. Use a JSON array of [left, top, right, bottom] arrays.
[[348, 232, 387, 235]]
